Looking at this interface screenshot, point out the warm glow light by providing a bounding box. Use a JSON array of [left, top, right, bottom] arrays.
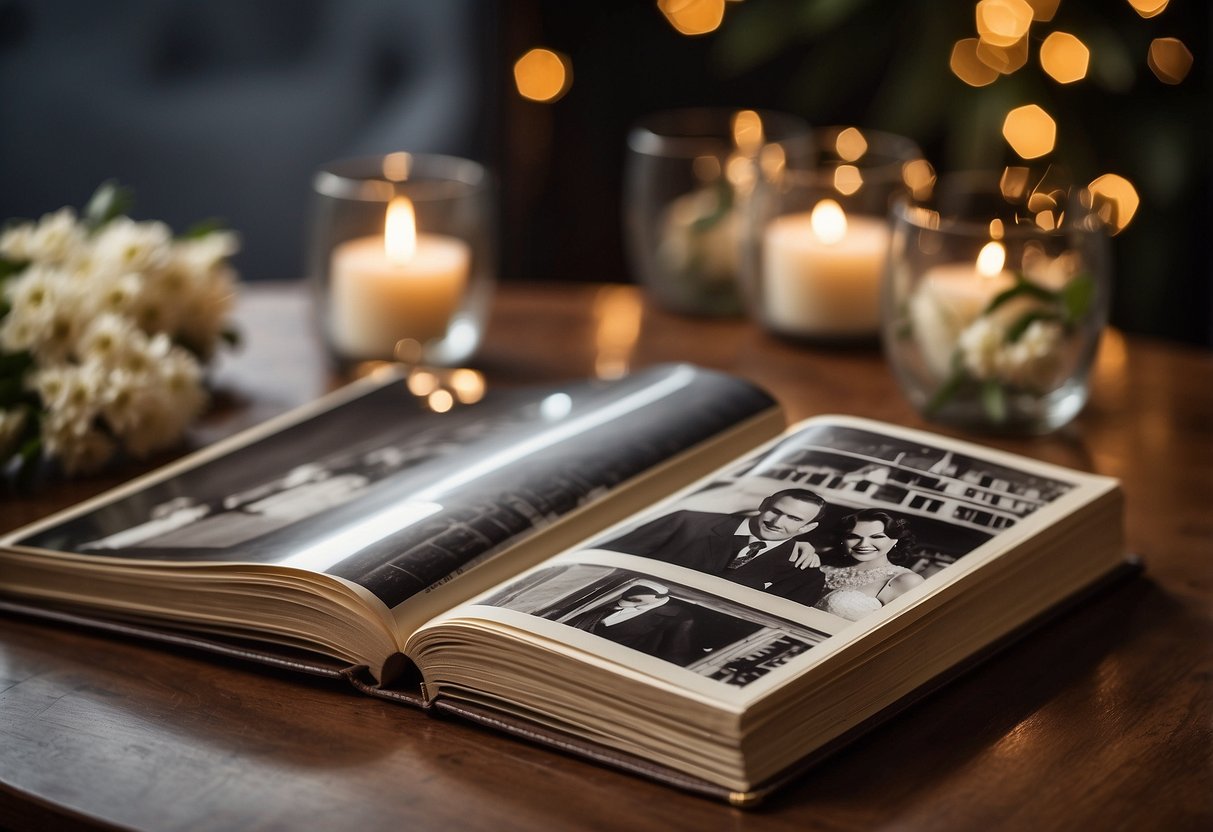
[[835, 127, 868, 162], [659, 0, 726, 36], [810, 199, 848, 245], [593, 285, 644, 379], [449, 368, 485, 404], [1127, 0, 1169, 19], [1035, 210, 1057, 231], [408, 369, 439, 397], [989, 218, 1005, 240], [428, 389, 454, 413], [513, 48, 571, 102], [902, 159, 936, 200], [731, 109, 764, 153], [759, 144, 786, 181], [1002, 104, 1056, 159], [385, 197, 417, 264], [834, 165, 863, 196], [1148, 38, 1193, 84], [976, 0, 1034, 48], [382, 152, 411, 182], [1088, 174, 1140, 234], [977, 241, 1007, 276], [1000, 166, 1031, 200], [977, 35, 1029, 74], [725, 154, 755, 189], [1024, 0, 1060, 21], [1040, 32, 1090, 83], [950, 38, 1000, 87]]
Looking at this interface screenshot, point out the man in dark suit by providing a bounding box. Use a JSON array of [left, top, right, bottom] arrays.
[[598, 488, 827, 607], [563, 583, 701, 666]]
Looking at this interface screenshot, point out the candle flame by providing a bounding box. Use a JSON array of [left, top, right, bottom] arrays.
[[977, 241, 1006, 277], [385, 196, 417, 264], [810, 199, 848, 245]]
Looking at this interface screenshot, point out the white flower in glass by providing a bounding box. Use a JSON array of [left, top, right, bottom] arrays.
[[996, 319, 1065, 390], [957, 317, 1005, 381]]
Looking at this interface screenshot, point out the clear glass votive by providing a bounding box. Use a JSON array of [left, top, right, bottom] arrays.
[[882, 170, 1113, 434], [624, 108, 814, 317], [743, 126, 927, 342], [308, 153, 495, 368]]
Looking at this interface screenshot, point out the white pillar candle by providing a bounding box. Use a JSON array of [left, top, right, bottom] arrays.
[[328, 197, 470, 359], [761, 200, 890, 337]]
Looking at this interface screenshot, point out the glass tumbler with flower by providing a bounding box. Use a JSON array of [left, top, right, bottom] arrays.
[[882, 172, 1112, 433]]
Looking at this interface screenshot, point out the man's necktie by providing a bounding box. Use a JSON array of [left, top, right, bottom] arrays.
[[728, 540, 765, 569]]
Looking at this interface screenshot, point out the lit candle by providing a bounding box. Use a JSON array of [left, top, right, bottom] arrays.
[[329, 197, 470, 359], [761, 200, 891, 337], [909, 241, 1016, 377]]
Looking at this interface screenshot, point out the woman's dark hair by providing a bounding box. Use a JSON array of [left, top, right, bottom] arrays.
[[836, 508, 916, 566]]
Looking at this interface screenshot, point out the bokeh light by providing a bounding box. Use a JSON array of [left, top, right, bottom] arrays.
[[659, 0, 726, 36], [449, 369, 486, 404], [1002, 104, 1056, 159], [902, 159, 936, 200], [1000, 166, 1031, 200], [1127, 0, 1169, 19], [731, 109, 764, 153], [950, 38, 1000, 87], [1088, 174, 1140, 234], [977, 35, 1029, 74], [428, 389, 454, 413], [976, 0, 1034, 48], [1148, 38, 1193, 84], [1040, 32, 1090, 83], [513, 48, 571, 103], [834, 165, 863, 196], [835, 127, 868, 162]]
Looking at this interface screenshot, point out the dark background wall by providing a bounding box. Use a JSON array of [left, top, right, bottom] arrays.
[[1, 0, 1208, 345]]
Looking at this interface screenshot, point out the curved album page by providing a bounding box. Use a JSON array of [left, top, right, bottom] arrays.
[[3, 365, 778, 612], [416, 415, 1122, 720]]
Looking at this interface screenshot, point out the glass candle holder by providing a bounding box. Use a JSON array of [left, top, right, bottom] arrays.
[[743, 126, 926, 342], [624, 108, 814, 317], [882, 171, 1112, 434], [308, 153, 495, 368]]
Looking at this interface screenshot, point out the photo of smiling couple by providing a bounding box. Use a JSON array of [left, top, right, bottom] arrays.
[[598, 487, 925, 621]]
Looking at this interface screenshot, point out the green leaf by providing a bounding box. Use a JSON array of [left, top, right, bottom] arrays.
[[689, 180, 734, 235], [0, 257, 28, 281], [180, 218, 228, 240], [983, 276, 1058, 316], [925, 364, 967, 416], [0, 349, 34, 377], [981, 380, 1007, 424], [84, 181, 134, 231], [1060, 273, 1095, 325], [1006, 309, 1063, 342]]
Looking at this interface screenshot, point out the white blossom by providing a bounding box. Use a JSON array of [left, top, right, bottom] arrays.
[[0, 191, 238, 477], [0, 222, 34, 261], [25, 208, 85, 265], [90, 217, 172, 277], [957, 317, 1066, 392]]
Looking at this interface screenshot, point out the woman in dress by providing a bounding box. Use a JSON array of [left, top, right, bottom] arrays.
[[814, 509, 925, 621]]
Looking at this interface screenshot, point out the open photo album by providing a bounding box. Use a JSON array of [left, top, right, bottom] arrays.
[[0, 364, 1128, 803]]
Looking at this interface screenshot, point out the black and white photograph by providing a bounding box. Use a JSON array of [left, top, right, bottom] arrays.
[[592, 422, 1076, 621], [482, 563, 829, 688], [11, 366, 774, 608]]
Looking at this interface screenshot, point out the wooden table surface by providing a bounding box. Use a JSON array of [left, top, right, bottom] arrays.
[[2, 282, 1211, 831]]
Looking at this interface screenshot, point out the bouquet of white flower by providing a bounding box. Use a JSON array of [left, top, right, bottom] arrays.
[[0, 183, 239, 479]]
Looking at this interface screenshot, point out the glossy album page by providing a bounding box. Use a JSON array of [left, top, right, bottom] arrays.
[[0, 365, 779, 679], [408, 415, 1125, 793]]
